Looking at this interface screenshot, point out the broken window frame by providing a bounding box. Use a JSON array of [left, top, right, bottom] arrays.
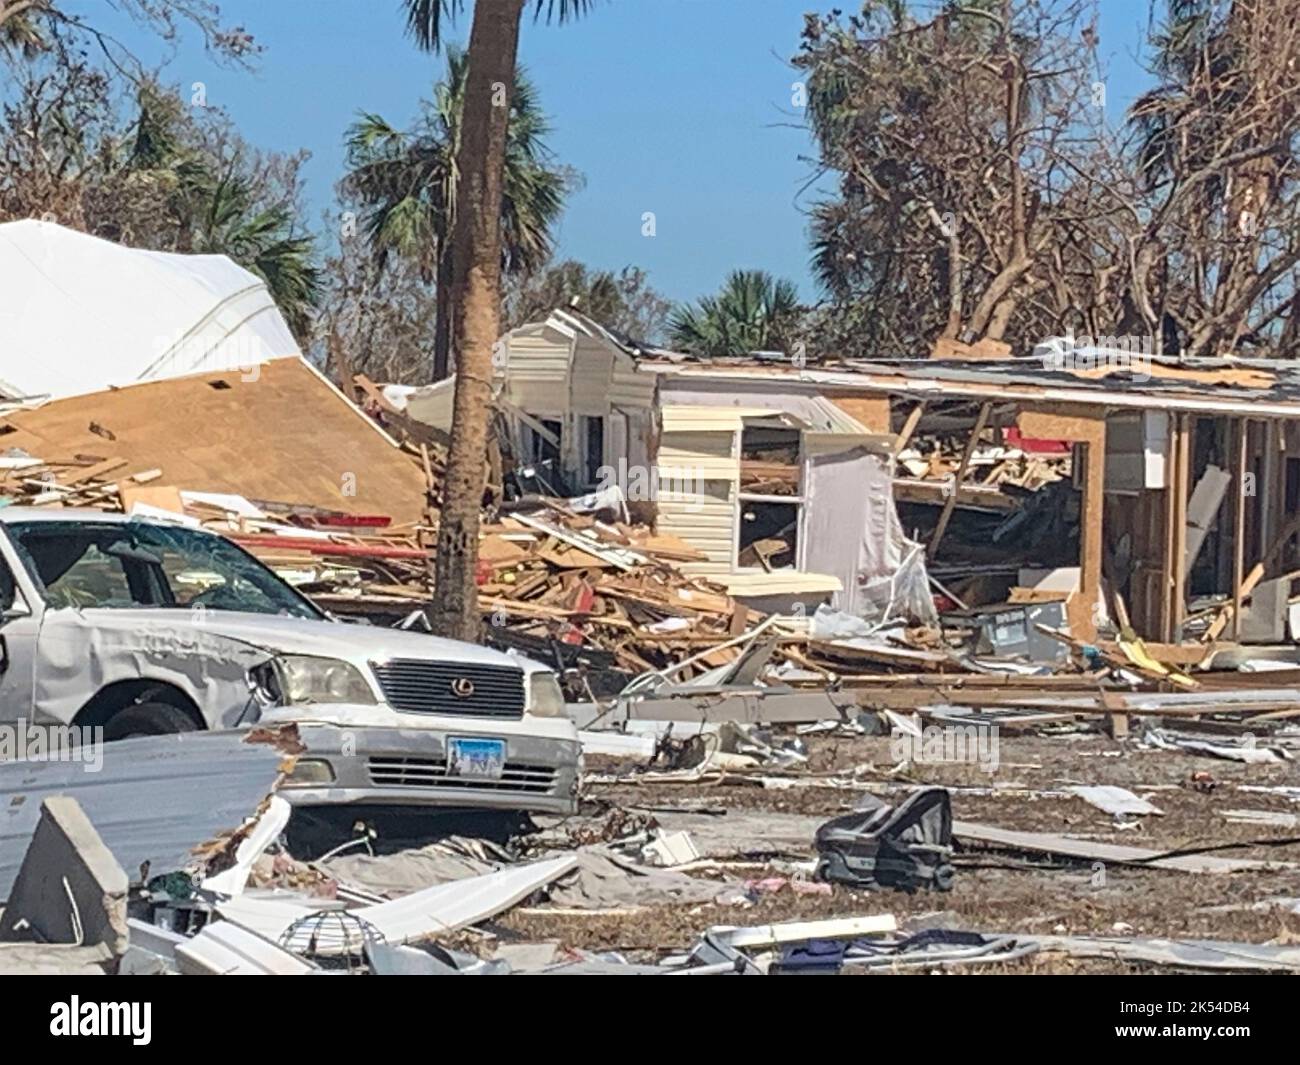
[[733, 419, 806, 572], [578, 414, 606, 490], [518, 415, 563, 467]]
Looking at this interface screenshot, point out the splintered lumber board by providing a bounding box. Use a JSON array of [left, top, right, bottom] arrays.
[[953, 821, 1294, 874]]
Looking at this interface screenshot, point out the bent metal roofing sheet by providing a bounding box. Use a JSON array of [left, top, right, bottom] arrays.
[[641, 353, 1300, 417]]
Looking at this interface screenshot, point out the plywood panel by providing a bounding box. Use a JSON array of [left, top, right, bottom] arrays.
[[0, 358, 427, 523], [829, 395, 891, 433]]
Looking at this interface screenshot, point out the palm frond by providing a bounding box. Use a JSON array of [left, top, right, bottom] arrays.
[[402, 0, 464, 54]]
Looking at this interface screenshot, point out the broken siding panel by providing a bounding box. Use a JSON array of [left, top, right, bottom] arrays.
[[625, 408, 653, 470], [1105, 411, 1168, 491], [610, 359, 655, 409], [569, 335, 615, 416], [658, 429, 738, 478], [657, 479, 736, 573], [661, 406, 770, 432], [654, 409, 739, 572], [505, 331, 571, 412]]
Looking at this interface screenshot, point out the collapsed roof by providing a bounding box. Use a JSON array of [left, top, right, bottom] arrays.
[[0, 357, 428, 524], [641, 350, 1300, 418]]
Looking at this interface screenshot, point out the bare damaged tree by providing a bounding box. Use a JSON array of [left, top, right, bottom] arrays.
[[797, 0, 1106, 358], [800, 0, 1300, 361], [0, 1, 256, 75], [1124, 0, 1300, 357]]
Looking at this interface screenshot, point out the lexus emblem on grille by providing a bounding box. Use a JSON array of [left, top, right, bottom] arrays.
[[451, 677, 476, 699]]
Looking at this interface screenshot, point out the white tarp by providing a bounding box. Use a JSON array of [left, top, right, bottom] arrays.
[[801, 436, 937, 626], [0, 219, 299, 400]]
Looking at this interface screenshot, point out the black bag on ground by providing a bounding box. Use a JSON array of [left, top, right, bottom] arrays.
[[814, 787, 955, 892]]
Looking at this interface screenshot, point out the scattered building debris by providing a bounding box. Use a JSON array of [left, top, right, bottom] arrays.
[[0, 798, 128, 975]]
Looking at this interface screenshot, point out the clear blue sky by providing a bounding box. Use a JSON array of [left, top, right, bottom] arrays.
[[92, 0, 1154, 306]]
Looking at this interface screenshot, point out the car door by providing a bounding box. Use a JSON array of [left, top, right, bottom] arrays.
[[0, 538, 40, 722]]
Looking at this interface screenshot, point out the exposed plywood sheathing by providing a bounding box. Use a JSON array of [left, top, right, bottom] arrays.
[[0, 357, 427, 523], [1018, 406, 1106, 642], [828, 395, 891, 433], [930, 336, 1013, 360], [1066, 362, 1275, 390]]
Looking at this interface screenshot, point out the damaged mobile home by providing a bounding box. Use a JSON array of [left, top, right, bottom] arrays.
[[397, 309, 1300, 660]]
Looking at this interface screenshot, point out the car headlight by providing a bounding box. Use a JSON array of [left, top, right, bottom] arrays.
[[527, 672, 567, 717], [252, 655, 376, 706]]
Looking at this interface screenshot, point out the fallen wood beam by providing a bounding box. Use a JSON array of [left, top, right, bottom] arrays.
[[954, 820, 1293, 874], [929, 402, 992, 553], [233, 535, 429, 560]]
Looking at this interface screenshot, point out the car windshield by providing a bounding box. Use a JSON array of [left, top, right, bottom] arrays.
[[5, 520, 323, 619]]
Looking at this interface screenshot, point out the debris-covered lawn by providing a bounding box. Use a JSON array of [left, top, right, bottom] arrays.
[[490, 729, 1300, 971]]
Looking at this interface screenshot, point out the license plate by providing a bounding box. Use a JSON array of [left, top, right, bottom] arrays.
[[447, 737, 506, 779]]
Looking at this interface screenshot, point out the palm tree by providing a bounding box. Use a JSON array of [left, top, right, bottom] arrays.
[[668, 270, 802, 356], [195, 172, 321, 338], [343, 48, 565, 380], [1129, 0, 1236, 190], [401, 0, 596, 642], [125, 82, 321, 338]]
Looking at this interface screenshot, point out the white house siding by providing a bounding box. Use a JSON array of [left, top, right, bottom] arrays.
[[569, 334, 615, 416], [504, 326, 570, 414], [655, 407, 752, 575]]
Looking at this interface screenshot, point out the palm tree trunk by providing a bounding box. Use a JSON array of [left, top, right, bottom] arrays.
[[432, 235, 454, 381], [428, 0, 525, 641]]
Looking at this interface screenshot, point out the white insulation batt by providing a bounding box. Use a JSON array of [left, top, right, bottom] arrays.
[[0, 219, 300, 400]]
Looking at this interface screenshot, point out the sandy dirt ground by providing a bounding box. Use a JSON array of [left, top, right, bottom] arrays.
[[496, 729, 1300, 972]]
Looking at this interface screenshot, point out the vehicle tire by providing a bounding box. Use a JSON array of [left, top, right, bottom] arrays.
[[103, 701, 198, 741]]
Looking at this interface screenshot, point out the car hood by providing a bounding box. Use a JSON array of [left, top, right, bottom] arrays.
[[57, 607, 544, 673]]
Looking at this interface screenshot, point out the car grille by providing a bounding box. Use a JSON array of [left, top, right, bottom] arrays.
[[370, 660, 526, 718], [368, 757, 557, 794]]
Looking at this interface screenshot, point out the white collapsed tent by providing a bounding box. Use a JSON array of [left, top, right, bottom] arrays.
[[0, 219, 300, 401]]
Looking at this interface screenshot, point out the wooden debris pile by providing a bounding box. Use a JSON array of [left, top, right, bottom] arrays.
[[474, 506, 749, 676], [0, 449, 170, 509]]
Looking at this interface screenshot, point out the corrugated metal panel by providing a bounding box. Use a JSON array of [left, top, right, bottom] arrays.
[[0, 729, 291, 900]]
